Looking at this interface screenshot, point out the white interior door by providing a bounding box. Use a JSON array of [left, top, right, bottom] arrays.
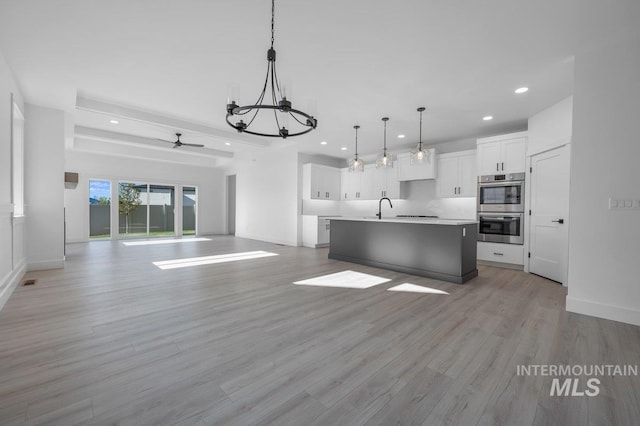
[[529, 145, 570, 283]]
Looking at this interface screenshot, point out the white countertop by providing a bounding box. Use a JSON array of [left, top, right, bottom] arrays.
[[327, 216, 477, 226]]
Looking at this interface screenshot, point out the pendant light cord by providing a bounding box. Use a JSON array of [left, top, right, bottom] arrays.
[[419, 110, 423, 150], [271, 0, 275, 49], [382, 117, 389, 156], [384, 120, 387, 155], [418, 107, 425, 151]]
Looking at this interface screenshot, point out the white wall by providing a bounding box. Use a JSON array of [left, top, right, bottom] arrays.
[[64, 150, 226, 242], [528, 96, 573, 156], [566, 36, 640, 326], [220, 145, 299, 246], [24, 104, 66, 271], [0, 49, 26, 309]]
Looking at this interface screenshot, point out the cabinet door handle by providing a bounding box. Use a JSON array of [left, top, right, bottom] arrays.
[[501, 162, 504, 171], [493, 252, 504, 256], [496, 163, 499, 171], [317, 191, 320, 197], [458, 187, 462, 195]]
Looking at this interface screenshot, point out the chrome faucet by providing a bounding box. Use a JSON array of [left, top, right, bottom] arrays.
[[376, 197, 393, 219]]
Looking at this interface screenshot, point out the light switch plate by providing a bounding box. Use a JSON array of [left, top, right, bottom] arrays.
[[609, 198, 640, 210]]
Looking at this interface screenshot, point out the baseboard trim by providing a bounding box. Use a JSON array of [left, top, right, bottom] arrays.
[[477, 260, 524, 271], [566, 296, 640, 326], [0, 260, 26, 312], [235, 232, 298, 247], [27, 259, 65, 271]]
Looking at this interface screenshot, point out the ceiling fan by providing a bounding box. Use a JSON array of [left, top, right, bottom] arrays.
[[157, 132, 204, 149]]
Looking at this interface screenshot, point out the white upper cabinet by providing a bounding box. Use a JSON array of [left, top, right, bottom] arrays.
[[397, 150, 437, 181], [436, 150, 477, 198], [372, 165, 401, 199], [303, 164, 340, 200], [476, 132, 527, 175], [340, 167, 370, 200]]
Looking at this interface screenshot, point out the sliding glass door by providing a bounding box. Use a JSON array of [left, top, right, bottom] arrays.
[[90, 181, 196, 240], [149, 184, 175, 237], [183, 186, 197, 235], [119, 182, 149, 238]]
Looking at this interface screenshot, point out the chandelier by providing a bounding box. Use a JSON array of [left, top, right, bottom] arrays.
[[348, 125, 364, 172], [225, 0, 317, 138], [410, 107, 431, 163], [376, 117, 394, 168]]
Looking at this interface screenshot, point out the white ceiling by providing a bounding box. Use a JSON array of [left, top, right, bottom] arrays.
[[1, 0, 639, 163]]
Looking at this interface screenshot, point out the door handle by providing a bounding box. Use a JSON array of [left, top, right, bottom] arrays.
[[551, 219, 564, 224]]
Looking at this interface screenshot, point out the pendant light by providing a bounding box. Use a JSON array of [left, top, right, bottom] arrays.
[[410, 107, 431, 163], [376, 117, 394, 168], [348, 125, 364, 172], [225, 0, 317, 138]]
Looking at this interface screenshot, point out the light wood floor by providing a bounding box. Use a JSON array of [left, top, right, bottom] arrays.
[[0, 236, 638, 426]]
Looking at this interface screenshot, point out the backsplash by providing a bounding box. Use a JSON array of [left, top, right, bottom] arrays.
[[337, 180, 476, 220]]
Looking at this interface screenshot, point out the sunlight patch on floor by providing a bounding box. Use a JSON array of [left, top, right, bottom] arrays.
[[123, 237, 211, 246], [293, 270, 391, 289], [387, 283, 449, 295], [153, 251, 278, 270]]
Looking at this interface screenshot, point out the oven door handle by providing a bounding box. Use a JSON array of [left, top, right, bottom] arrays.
[[479, 181, 524, 187]]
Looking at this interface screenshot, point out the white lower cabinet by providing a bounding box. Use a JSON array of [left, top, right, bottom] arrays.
[[302, 216, 331, 248], [477, 242, 524, 265]]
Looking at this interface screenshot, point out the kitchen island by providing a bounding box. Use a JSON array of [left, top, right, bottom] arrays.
[[328, 217, 478, 284]]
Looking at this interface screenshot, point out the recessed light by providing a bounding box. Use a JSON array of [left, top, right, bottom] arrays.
[[515, 87, 529, 94], [340, 147, 347, 151], [109, 119, 119, 124], [225, 142, 231, 146], [320, 141, 327, 145], [483, 116, 493, 121], [397, 134, 405, 139]]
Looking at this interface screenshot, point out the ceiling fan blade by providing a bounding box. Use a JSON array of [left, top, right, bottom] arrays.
[[181, 143, 205, 148], [172, 144, 179, 149], [156, 138, 175, 144]]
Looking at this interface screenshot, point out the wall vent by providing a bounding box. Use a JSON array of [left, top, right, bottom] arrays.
[[22, 279, 38, 286]]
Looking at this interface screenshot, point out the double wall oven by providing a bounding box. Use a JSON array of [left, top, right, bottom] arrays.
[[477, 173, 525, 244]]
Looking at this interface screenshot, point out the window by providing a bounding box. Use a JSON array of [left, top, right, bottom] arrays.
[[89, 180, 111, 239]]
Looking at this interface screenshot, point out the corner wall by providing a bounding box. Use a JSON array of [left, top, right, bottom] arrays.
[[566, 36, 640, 326], [24, 104, 65, 271], [0, 49, 26, 310], [225, 146, 300, 246]]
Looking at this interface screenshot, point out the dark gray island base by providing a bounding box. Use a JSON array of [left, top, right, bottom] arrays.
[[328, 218, 478, 284]]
